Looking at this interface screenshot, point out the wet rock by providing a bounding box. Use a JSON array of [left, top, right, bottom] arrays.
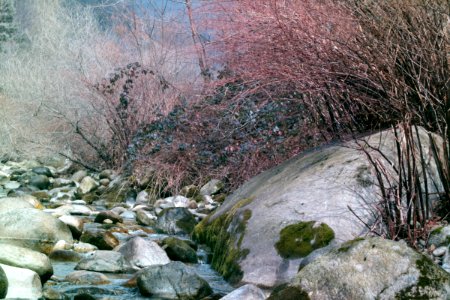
[[111, 206, 127, 215], [136, 209, 156, 226], [94, 210, 123, 224], [156, 207, 197, 235], [162, 237, 198, 263], [75, 250, 130, 273], [1, 263, 42, 299], [120, 210, 136, 222], [65, 270, 110, 285], [221, 284, 266, 300], [137, 261, 212, 299], [118, 236, 170, 269], [0, 265, 7, 299], [29, 174, 50, 190], [0, 208, 73, 254], [32, 166, 53, 177], [80, 228, 119, 250], [200, 179, 224, 196], [0, 244, 53, 282], [49, 250, 82, 262], [59, 215, 84, 239]]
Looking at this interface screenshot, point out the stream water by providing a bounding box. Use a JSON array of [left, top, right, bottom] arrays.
[[44, 210, 234, 299]]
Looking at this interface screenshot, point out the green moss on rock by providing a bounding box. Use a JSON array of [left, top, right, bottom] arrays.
[[267, 284, 310, 300], [192, 198, 253, 284], [275, 221, 334, 259], [396, 255, 450, 299], [337, 237, 365, 253]]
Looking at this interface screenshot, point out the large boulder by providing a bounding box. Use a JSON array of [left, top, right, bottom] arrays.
[[137, 261, 212, 299], [0, 265, 7, 299], [118, 236, 170, 270], [0, 208, 73, 254], [0, 196, 35, 212], [0, 263, 42, 299], [0, 244, 53, 282], [193, 127, 444, 287], [221, 284, 266, 300], [273, 237, 450, 299]]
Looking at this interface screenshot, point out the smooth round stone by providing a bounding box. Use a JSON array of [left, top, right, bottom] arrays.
[[65, 270, 110, 285], [73, 242, 98, 253], [3, 181, 20, 190], [433, 246, 447, 257]]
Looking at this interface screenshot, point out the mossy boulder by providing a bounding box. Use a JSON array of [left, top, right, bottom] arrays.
[[199, 127, 444, 288], [275, 221, 334, 259], [162, 237, 198, 263], [290, 237, 450, 299], [193, 198, 252, 284], [0, 265, 7, 299]]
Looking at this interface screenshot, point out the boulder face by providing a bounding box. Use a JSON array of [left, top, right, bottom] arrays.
[[0, 208, 73, 254], [193, 127, 443, 287], [137, 261, 212, 299], [0, 244, 53, 282], [0, 265, 7, 299], [280, 237, 450, 300]]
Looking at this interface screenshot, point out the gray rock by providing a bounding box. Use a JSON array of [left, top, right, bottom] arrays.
[[1, 263, 42, 299], [80, 228, 119, 250], [200, 179, 224, 196], [71, 170, 88, 183], [99, 169, 114, 180], [0, 196, 35, 212], [59, 215, 84, 239], [29, 174, 50, 190], [118, 236, 170, 269], [32, 167, 53, 177], [136, 190, 149, 205], [120, 210, 136, 221], [429, 226, 450, 247], [0, 208, 73, 254], [94, 210, 123, 224], [3, 181, 20, 190], [0, 265, 7, 299], [65, 270, 110, 285], [289, 237, 450, 299], [77, 176, 99, 195], [137, 261, 212, 299], [0, 244, 53, 282], [433, 246, 447, 257], [162, 237, 198, 263], [136, 209, 156, 226], [75, 250, 129, 273], [156, 207, 197, 235], [220, 284, 266, 300], [73, 242, 98, 253], [195, 127, 444, 287]]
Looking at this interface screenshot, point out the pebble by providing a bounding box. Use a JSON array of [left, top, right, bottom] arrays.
[[433, 246, 447, 257]]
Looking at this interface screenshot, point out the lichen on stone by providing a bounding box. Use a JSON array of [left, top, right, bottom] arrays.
[[192, 197, 253, 284], [267, 283, 310, 300], [275, 221, 335, 259], [395, 255, 450, 299]]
